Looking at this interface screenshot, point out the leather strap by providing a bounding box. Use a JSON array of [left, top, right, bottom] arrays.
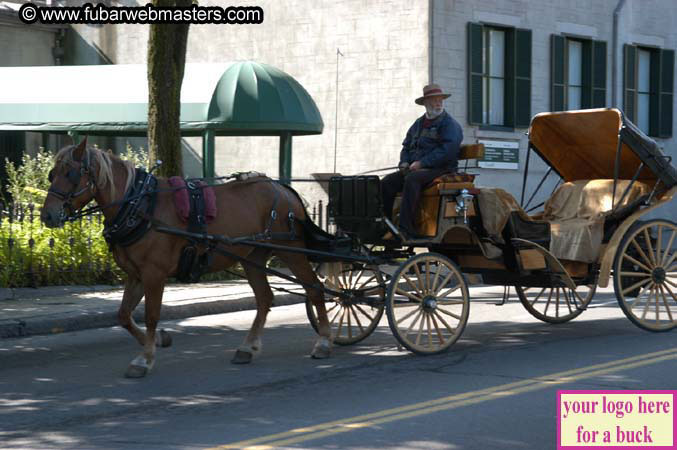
[[103, 169, 158, 248], [186, 180, 207, 235]]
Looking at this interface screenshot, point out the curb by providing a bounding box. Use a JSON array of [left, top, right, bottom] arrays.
[[0, 293, 305, 339], [0, 284, 122, 302]]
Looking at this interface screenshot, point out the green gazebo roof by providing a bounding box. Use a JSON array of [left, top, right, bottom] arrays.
[[0, 61, 324, 136]]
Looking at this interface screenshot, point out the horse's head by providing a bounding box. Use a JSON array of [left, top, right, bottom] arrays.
[[41, 138, 97, 228]]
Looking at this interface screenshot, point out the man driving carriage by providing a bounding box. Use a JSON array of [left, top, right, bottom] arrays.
[[381, 83, 463, 239]]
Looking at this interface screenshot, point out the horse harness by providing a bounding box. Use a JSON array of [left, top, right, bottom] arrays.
[[176, 179, 214, 283], [176, 177, 300, 283], [103, 169, 158, 248], [53, 162, 301, 283], [255, 181, 299, 241]]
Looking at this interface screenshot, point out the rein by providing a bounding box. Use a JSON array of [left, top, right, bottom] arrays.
[[57, 164, 338, 244], [356, 166, 399, 175], [63, 171, 268, 222]]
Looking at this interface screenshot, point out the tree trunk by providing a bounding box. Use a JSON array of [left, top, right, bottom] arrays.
[[147, 0, 191, 177]]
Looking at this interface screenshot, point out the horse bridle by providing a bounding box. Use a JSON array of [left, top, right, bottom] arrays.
[[47, 148, 96, 220]]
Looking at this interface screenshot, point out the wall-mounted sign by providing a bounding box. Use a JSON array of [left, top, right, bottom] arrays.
[[478, 140, 519, 170]]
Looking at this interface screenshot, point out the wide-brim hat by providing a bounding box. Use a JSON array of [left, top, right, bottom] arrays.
[[415, 83, 451, 105]]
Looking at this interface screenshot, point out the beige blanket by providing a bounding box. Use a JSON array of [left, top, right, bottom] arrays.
[[545, 180, 649, 262], [476, 180, 650, 263], [476, 188, 528, 244]]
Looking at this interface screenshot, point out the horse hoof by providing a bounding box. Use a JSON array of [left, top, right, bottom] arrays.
[[311, 338, 332, 359], [157, 329, 172, 348], [231, 350, 253, 364], [311, 346, 332, 359], [125, 364, 148, 378]]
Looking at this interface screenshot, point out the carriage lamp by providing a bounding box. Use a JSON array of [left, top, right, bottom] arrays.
[[455, 189, 475, 224]]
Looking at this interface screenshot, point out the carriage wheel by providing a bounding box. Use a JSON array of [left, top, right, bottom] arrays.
[[515, 284, 596, 324], [306, 262, 385, 345], [385, 252, 469, 355], [613, 219, 677, 332]]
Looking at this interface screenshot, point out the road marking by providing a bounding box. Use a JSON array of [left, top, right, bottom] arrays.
[[208, 347, 677, 449]]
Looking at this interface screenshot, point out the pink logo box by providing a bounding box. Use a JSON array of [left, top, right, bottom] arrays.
[[557, 390, 676, 450]]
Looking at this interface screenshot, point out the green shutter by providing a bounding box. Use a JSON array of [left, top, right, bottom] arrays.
[[624, 44, 637, 122], [659, 48, 674, 138], [514, 28, 531, 128], [467, 22, 484, 125], [592, 40, 607, 107], [581, 40, 592, 108], [551, 35, 565, 111]]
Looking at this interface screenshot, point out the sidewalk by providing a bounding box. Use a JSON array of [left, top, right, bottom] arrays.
[[0, 278, 307, 339]]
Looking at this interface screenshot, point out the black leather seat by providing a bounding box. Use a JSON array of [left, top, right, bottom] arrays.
[[504, 211, 551, 248]]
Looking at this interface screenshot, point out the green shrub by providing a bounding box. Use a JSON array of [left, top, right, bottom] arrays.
[[0, 145, 144, 287], [0, 207, 122, 287], [0, 145, 242, 287], [4, 147, 53, 205], [119, 143, 150, 170]]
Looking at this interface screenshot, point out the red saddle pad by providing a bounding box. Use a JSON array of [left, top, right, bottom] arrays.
[[168, 177, 217, 224]]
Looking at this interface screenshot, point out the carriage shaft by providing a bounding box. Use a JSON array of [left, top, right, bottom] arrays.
[[154, 225, 384, 302]]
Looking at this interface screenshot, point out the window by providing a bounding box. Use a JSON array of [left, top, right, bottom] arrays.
[[567, 40, 583, 109], [484, 28, 505, 125], [468, 22, 532, 129], [624, 44, 674, 138], [551, 35, 607, 111], [637, 49, 651, 133]]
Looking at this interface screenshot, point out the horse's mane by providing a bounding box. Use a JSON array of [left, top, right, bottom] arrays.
[[55, 146, 135, 199]]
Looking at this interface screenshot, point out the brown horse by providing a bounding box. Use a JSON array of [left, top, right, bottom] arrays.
[[40, 139, 331, 378]]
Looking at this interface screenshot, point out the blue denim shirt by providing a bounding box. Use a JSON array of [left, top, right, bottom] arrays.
[[399, 111, 463, 171]]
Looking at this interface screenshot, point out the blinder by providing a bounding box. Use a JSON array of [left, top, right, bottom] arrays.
[[67, 168, 82, 185], [46, 148, 95, 220], [49, 168, 82, 186]]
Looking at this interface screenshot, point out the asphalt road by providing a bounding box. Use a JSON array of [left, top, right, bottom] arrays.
[[1, 287, 676, 449]]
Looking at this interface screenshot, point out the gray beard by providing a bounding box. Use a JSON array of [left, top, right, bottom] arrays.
[[425, 107, 444, 119]]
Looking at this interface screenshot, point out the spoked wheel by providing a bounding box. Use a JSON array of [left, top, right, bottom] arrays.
[[307, 262, 386, 345], [515, 284, 596, 324], [613, 219, 677, 332], [385, 252, 469, 355]]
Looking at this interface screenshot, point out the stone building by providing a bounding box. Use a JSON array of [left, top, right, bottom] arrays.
[[0, 0, 66, 181], [2, 0, 676, 218]]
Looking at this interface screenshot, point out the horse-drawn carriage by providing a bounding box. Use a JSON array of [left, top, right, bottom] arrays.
[[41, 108, 677, 376], [308, 108, 677, 355]]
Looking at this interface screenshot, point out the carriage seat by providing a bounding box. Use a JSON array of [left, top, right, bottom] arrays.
[[421, 143, 484, 196], [541, 179, 651, 262], [392, 144, 484, 235], [541, 179, 651, 221], [411, 173, 476, 236], [415, 143, 483, 233], [475, 180, 653, 263], [422, 173, 476, 196]]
